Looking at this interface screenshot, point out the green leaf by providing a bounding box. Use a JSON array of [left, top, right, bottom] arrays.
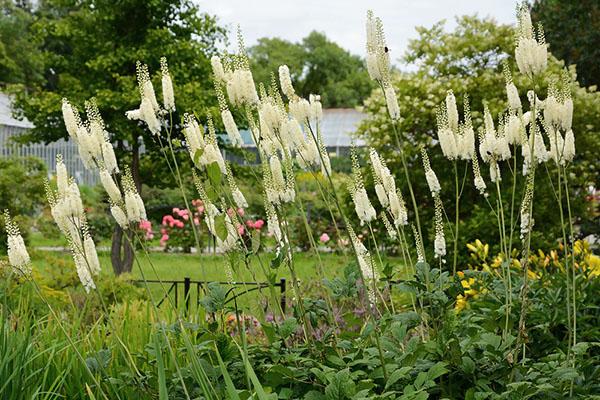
[[214, 214, 227, 241], [324, 369, 356, 400], [279, 317, 298, 339], [153, 333, 168, 400], [270, 247, 285, 269], [215, 346, 241, 400], [426, 361, 448, 381], [193, 148, 204, 167], [385, 366, 412, 390], [461, 356, 475, 375], [207, 161, 222, 187]]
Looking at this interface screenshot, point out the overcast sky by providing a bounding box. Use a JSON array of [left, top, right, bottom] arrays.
[[197, 0, 517, 64]]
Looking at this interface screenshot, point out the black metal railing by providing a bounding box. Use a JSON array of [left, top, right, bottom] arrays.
[[131, 277, 286, 312]]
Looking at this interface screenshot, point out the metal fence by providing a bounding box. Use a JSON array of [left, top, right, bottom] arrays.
[[132, 277, 287, 313], [0, 125, 98, 186]]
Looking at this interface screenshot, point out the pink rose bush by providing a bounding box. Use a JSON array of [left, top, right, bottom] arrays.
[[160, 199, 266, 252]]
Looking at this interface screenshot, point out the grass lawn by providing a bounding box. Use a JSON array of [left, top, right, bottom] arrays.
[[29, 248, 407, 313]]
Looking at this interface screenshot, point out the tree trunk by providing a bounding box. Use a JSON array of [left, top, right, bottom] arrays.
[[111, 225, 135, 275], [110, 132, 141, 275]]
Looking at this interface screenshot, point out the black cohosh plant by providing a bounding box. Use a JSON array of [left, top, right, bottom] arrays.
[[1, 3, 598, 399]]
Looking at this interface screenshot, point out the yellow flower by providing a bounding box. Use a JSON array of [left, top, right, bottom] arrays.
[[455, 294, 467, 312]]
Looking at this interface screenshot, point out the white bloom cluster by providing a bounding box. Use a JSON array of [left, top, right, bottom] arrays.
[[515, 6, 547, 78], [61, 98, 80, 142], [210, 55, 227, 83], [194, 178, 240, 253], [226, 164, 248, 209], [544, 85, 573, 131], [384, 86, 400, 120], [478, 105, 511, 163], [541, 81, 576, 165], [365, 10, 390, 82], [433, 196, 446, 260], [183, 113, 205, 160], [64, 99, 119, 174], [122, 168, 146, 224], [212, 34, 259, 107], [349, 149, 376, 225], [226, 68, 259, 106], [221, 109, 244, 147], [471, 153, 487, 195], [3, 210, 31, 275], [436, 92, 475, 160], [289, 98, 311, 123], [46, 157, 100, 292], [369, 148, 407, 227], [309, 94, 323, 125], [189, 117, 226, 174], [421, 149, 441, 197], [126, 62, 162, 135], [264, 156, 296, 205], [278, 65, 295, 99], [160, 57, 175, 112]]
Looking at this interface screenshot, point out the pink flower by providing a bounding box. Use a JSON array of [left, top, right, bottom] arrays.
[[182, 214, 189, 221], [227, 208, 235, 217], [253, 219, 265, 229], [139, 220, 151, 230], [197, 206, 204, 215], [162, 215, 174, 225], [172, 207, 180, 214], [237, 224, 245, 235], [160, 234, 169, 243], [246, 220, 254, 227], [160, 228, 167, 235], [237, 208, 245, 217], [174, 220, 184, 228], [320, 233, 330, 243], [146, 232, 154, 240], [193, 217, 200, 225]]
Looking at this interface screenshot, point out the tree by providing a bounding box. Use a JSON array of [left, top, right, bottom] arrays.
[[0, 0, 43, 86], [356, 16, 600, 261], [249, 31, 375, 108], [532, 0, 600, 88], [12, 0, 225, 274], [0, 157, 46, 253]]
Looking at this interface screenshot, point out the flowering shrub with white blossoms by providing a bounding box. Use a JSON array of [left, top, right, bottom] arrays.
[[2, 4, 596, 398]]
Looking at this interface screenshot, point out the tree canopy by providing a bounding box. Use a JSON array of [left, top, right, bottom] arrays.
[[11, 0, 225, 161], [532, 0, 600, 88], [249, 31, 375, 108]]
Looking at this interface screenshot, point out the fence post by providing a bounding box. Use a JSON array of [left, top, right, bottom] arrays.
[[184, 277, 191, 313], [279, 278, 286, 312]]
